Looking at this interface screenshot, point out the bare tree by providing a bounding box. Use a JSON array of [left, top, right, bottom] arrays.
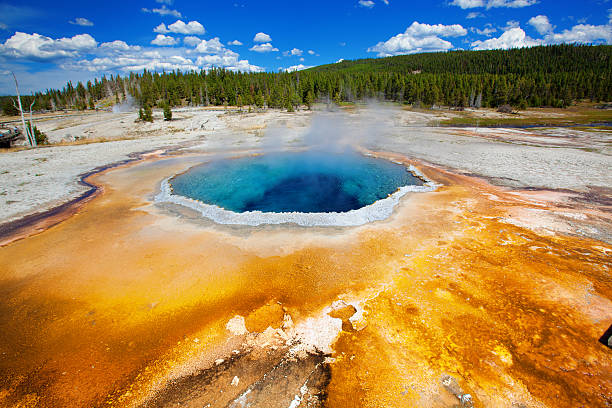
[[10, 72, 35, 147], [28, 97, 37, 146]]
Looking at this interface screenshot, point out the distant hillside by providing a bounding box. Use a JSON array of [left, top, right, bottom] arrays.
[[2, 44, 611, 116], [308, 44, 612, 76]]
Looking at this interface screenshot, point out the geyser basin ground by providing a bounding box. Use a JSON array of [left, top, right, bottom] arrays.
[[157, 151, 436, 226], [0, 149, 610, 408]]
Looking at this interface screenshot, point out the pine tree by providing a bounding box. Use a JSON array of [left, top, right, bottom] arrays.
[[163, 103, 172, 121]]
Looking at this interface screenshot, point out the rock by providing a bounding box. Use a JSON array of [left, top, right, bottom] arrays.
[[329, 300, 357, 321], [245, 302, 285, 333], [441, 374, 463, 398], [282, 313, 294, 330], [460, 393, 474, 408], [252, 326, 287, 348], [328, 300, 358, 332], [231, 376, 239, 386], [214, 359, 224, 365], [226, 315, 248, 336]]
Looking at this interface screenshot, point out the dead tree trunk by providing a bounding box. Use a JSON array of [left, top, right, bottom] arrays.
[[28, 98, 37, 146], [11, 72, 34, 147]]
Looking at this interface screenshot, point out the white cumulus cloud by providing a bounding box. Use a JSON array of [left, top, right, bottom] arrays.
[[167, 20, 205, 35], [284, 64, 312, 72], [283, 47, 303, 57], [544, 24, 612, 44], [183, 36, 201, 47], [368, 21, 467, 56], [194, 37, 226, 54], [151, 34, 178, 46], [253, 32, 272, 42], [249, 42, 279, 52], [154, 23, 169, 34], [471, 27, 540, 50], [228, 40, 243, 46], [450, 0, 484, 8], [358, 0, 375, 8], [99, 40, 140, 52], [0, 32, 97, 60], [528, 15, 555, 35]]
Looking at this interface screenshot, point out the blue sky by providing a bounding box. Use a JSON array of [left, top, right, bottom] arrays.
[[0, 0, 611, 94]]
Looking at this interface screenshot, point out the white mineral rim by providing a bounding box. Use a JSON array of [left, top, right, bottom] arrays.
[[155, 163, 439, 227]]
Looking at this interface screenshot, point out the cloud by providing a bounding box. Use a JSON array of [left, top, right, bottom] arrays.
[[191, 38, 263, 72], [154, 21, 205, 35], [249, 42, 279, 52], [528, 15, 554, 35], [228, 40, 243, 46], [450, 0, 484, 8], [183, 36, 201, 47], [154, 23, 169, 34], [544, 24, 612, 44], [2, 28, 263, 81], [194, 37, 226, 54], [0, 23, 8, 30], [100, 40, 141, 52], [358, 0, 375, 7], [450, 0, 537, 9], [167, 20, 205, 35], [69, 17, 93, 27], [155, 0, 173, 4], [151, 34, 178, 46], [486, 0, 537, 8], [471, 25, 497, 36], [466, 12, 484, 19], [308, 50, 315, 55], [283, 47, 303, 56], [471, 27, 540, 50], [504, 20, 520, 30], [142, 5, 182, 18], [253, 32, 272, 42], [368, 21, 467, 56], [0, 32, 97, 60], [284, 64, 312, 72], [65, 41, 262, 74]]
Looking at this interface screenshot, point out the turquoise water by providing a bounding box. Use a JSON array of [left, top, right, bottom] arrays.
[[170, 151, 423, 213]]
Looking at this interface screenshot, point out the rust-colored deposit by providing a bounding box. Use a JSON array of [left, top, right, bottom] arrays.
[[0, 153, 610, 408]]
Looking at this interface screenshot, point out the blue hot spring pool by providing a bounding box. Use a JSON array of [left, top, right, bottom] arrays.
[[169, 151, 424, 214]]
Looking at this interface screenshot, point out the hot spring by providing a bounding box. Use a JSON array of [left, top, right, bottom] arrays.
[[156, 151, 437, 226]]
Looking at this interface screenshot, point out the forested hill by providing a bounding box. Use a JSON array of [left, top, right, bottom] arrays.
[[1, 44, 611, 116], [308, 44, 612, 75]]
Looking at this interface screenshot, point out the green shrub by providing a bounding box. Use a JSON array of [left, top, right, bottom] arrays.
[[26, 121, 48, 145]]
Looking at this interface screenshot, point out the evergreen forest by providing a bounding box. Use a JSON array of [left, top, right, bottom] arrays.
[[2, 44, 611, 116]]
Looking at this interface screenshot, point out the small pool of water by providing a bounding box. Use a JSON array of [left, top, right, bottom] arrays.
[[170, 151, 423, 214]]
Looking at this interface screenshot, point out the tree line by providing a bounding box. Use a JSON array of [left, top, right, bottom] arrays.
[[1, 44, 610, 116]]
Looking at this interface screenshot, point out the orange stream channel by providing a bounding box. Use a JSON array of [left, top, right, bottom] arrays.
[[0, 152, 610, 407]]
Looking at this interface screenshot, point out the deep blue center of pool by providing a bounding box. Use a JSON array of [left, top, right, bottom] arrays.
[[170, 152, 423, 213]]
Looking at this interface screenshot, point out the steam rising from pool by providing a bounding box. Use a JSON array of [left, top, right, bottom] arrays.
[[155, 107, 438, 226]]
